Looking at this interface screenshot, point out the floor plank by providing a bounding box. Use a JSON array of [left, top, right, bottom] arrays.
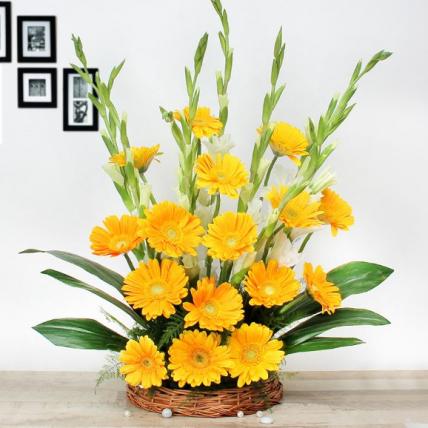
[[0, 371, 427, 427]]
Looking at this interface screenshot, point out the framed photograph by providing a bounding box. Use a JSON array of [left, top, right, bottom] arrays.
[[18, 67, 57, 108], [17, 16, 56, 62], [63, 68, 99, 131], [0, 2, 11, 62]]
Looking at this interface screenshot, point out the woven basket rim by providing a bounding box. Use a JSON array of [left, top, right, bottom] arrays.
[[127, 376, 283, 417]]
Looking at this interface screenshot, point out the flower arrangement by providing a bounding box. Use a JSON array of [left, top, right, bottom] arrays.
[[24, 0, 393, 418]]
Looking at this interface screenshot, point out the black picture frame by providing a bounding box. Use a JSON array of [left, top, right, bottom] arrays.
[[0, 1, 12, 62], [17, 16, 56, 63], [17, 67, 57, 108], [63, 68, 99, 131]]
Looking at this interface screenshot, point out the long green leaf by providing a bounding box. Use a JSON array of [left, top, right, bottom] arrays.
[[284, 308, 390, 347], [33, 318, 128, 351], [287, 337, 364, 354], [41, 269, 146, 327], [20, 249, 124, 293], [327, 261, 394, 299], [280, 261, 393, 325]]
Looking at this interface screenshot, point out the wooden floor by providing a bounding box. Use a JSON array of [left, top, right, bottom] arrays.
[[0, 371, 427, 427]]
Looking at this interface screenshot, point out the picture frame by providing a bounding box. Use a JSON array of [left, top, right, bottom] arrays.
[[0, 1, 11, 62], [17, 16, 56, 63], [17, 67, 57, 108], [63, 68, 99, 131]]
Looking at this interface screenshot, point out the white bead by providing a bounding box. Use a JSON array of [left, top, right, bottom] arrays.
[[124, 410, 131, 417], [256, 410, 264, 418], [260, 415, 274, 424], [237, 410, 244, 418], [161, 408, 172, 418]]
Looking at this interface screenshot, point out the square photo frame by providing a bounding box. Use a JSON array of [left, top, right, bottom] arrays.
[[0, 1, 12, 62], [18, 67, 57, 108], [17, 16, 56, 63], [63, 68, 99, 131]]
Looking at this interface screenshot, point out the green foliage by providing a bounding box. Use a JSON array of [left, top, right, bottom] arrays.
[[33, 318, 128, 351], [157, 313, 185, 350], [277, 261, 393, 327], [95, 352, 122, 389], [41, 269, 147, 327], [21, 249, 124, 292], [287, 337, 364, 354], [328, 261, 394, 299], [283, 308, 390, 348]]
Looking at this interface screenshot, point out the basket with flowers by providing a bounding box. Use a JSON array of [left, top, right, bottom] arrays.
[[23, 0, 393, 418]]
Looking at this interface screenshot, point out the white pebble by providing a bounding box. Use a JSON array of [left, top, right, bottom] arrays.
[[124, 410, 131, 417], [260, 415, 273, 425], [161, 408, 172, 418], [256, 410, 264, 418], [237, 410, 244, 418]]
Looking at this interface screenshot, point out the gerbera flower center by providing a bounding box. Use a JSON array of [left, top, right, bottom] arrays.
[[242, 344, 261, 365], [140, 357, 153, 368], [191, 349, 210, 368], [150, 282, 166, 296], [203, 301, 217, 315], [263, 283, 276, 296], [111, 236, 129, 251], [226, 236, 237, 247], [166, 227, 177, 239]]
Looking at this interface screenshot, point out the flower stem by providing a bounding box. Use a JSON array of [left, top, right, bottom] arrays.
[[124, 253, 135, 271], [298, 232, 313, 253], [213, 194, 221, 218], [264, 155, 278, 187], [140, 173, 157, 205], [219, 260, 233, 283]]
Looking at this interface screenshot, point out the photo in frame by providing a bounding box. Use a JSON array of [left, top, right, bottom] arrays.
[[0, 2, 11, 62], [17, 67, 57, 108], [63, 68, 99, 131], [17, 16, 56, 63]]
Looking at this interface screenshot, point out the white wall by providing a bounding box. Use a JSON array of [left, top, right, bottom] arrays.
[[1, 0, 427, 372]]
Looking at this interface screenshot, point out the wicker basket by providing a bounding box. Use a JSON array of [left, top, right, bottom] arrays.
[[127, 376, 283, 417]]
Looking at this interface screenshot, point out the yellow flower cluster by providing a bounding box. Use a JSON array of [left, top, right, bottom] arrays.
[[88, 106, 357, 390]]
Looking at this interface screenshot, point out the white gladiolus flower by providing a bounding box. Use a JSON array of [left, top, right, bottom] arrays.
[[309, 168, 336, 194], [203, 134, 235, 156], [139, 183, 152, 208], [232, 251, 257, 275], [269, 233, 301, 267], [195, 204, 212, 228], [102, 163, 124, 186], [247, 197, 263, 224]]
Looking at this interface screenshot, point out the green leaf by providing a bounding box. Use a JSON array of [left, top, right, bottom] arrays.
[[108, 59, 125, 93], [41, 269, 146, 327], [287, 337, 364, 354], [328, 261, 394, 299], [194, 32, 209, 76], [284, 308, 390, 348], [20, 249, 124, 292], [33, 318, 128, 351]]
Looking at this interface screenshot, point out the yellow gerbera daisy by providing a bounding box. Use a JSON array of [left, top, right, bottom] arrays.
[[168, 330, 233, 387], [195, 153, 249, 199], [243, 260, 300, 307], [110, 145, 160, 173], [319, 188, 355, 236], [89, 214, 145, 257], [304, 262, 341, 314], [183, 277, 244, 331], [119, 336, 168, 388], [228, 323, 285, 388], [174, 106, 223, 139], [122, 258, 188, 320], [267, 184, 323, 229], [268, 122, 309, 165], [142, 201, 204, 257], [202, 212, 257, 261]]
